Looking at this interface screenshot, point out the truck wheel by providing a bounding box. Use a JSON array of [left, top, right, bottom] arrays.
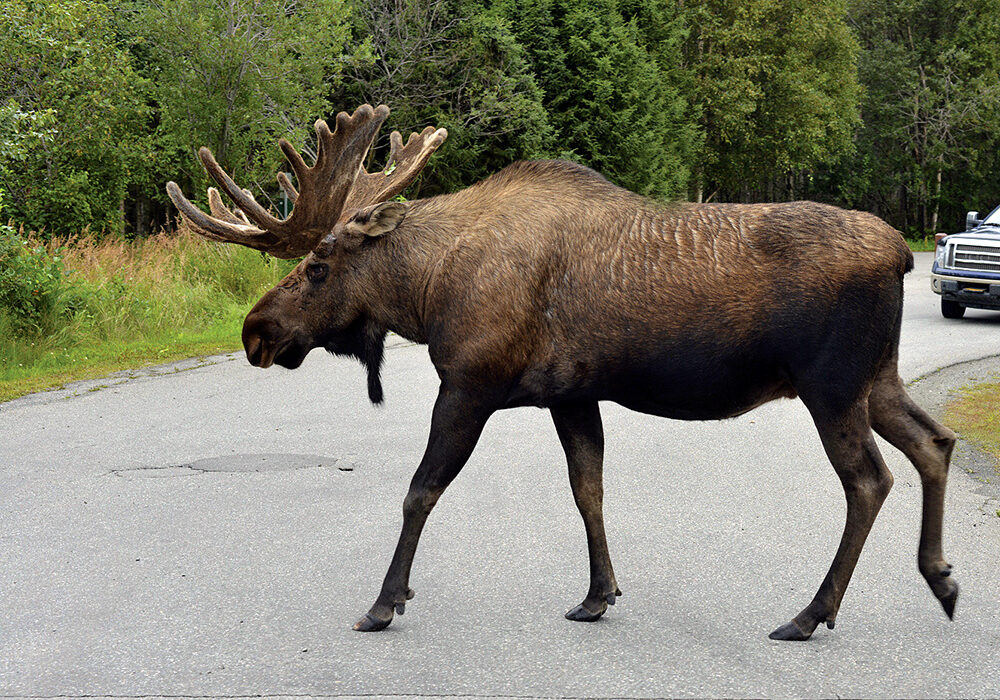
[[941, 299, 966, 319]]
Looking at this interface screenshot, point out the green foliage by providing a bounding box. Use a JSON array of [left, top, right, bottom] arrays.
[[682, 0, 861, 201], [135, 0, 355, 206], [0, 0, 147, 236], [0, 101, 56, 211], [508, 0, 696, 198], [336, 0, 552, 194], [0, 231, 296, 401], [2, 0, 999, 242], [835, 0, 1000, 235], [0, 222, 77, 334]]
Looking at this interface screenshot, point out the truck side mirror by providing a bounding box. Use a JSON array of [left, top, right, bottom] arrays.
[[966, 211, 981, 230]]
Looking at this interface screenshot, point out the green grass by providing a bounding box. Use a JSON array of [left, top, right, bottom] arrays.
[[945, 380, 1000, 473], [906, 236, 937, 252], [0, 329, 240, 402], [0, 228, 295, 403]]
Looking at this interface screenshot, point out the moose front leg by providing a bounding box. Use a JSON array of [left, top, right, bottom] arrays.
[[551, 401, 621, 622], [353, 385, 492, 632]]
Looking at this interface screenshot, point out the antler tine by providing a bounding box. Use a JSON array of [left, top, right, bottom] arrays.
[[199, 147, 283, 232], [276, 172, 298, 203], [387, 130, 405, 164], [278, 138, 309, 189], [166, 104, 393, 258], [167, 181, 282, 253], [208, 187, 251, 225], [345, 123, 448, 212]]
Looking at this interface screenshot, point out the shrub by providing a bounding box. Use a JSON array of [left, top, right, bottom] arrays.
[[0, 222, 77, 334]]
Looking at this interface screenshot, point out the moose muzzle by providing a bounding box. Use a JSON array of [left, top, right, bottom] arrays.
[[242, 314, 310, 369]]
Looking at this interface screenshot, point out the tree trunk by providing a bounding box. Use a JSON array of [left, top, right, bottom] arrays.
[[901, 185, 909, 234], [930, 163, 943, 234]]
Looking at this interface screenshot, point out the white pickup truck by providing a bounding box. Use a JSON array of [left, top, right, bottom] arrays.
[[931, 207, 1000, 318]]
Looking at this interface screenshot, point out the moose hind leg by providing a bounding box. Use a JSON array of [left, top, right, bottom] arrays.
[[770, 398, 894, 641], [551, 401, 621, 622], [869, 371, 958, 618]]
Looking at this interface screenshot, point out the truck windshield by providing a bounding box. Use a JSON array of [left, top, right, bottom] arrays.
[[982, 205, 1000, 226]]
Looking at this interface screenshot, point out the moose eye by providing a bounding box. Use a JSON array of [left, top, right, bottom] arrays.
[[306, 262, 328, 284]]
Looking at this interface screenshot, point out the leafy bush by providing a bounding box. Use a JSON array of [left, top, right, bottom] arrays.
[[0, 222, 77, 333], [20, 169, 95, 236]]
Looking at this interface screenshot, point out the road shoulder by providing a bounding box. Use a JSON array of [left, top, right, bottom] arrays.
[[906, 353, 1000, 504]]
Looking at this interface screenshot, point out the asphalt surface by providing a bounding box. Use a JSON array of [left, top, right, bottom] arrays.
[[2, 252, 999, 699]]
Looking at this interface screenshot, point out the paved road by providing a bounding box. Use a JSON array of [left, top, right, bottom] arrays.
[[2, 252, 999, 698]]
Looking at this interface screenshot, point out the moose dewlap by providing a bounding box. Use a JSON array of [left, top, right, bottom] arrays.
[[168, 104, 958, 640]]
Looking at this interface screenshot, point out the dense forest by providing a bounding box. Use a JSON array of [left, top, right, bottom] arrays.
[[3, 0, 1000, 239]]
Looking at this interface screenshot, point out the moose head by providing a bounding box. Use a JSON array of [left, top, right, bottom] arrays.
[[166, 105, 446, 402]]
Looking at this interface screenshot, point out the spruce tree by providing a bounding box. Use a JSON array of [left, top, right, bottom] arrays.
[[506, 0, 695, 199]]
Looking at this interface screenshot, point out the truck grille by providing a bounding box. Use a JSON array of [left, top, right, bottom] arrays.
[[952, 242, 1000, 272]]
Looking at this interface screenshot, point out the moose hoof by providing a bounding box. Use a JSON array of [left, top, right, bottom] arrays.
[[352, 612, 392, 632], [394, 588, 416, 615], [565, 602, 607, 622], [938, 579, 959, 620], [768, 619, 813, 641]]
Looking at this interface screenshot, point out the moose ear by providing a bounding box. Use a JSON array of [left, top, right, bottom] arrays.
[[358, 201, 407, 238]]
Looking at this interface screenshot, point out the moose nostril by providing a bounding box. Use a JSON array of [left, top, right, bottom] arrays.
[[243, 313, 284, 367], [245, 336, 264, 366]]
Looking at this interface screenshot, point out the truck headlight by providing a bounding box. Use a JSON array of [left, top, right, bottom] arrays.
[[935, 241, 949, 267]]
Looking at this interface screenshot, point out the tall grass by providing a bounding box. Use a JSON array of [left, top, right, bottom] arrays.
[[0, 225, 296, 402]]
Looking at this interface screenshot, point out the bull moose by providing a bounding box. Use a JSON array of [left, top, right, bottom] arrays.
[[167, 104, 958, 640]]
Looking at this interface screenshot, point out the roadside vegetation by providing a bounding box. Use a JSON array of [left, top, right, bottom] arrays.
[[5, 0, 1000, 242], [0, 221, 294, 402], [945, 381, 1000, 473], [907, 236, 937, 252]]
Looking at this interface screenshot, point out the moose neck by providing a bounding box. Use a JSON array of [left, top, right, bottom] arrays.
[[353, 194, 462, 345]]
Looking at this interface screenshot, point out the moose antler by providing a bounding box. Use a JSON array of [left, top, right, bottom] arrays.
[[344, 125, 449, 211], [273, 126, 449, 211], [166, 104, 447, 259]]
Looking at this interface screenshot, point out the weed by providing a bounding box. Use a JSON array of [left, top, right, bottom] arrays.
[[0, 222, 78, 334]]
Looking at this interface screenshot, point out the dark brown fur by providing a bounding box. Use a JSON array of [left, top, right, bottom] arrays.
[[239, 159, 957, 638]]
